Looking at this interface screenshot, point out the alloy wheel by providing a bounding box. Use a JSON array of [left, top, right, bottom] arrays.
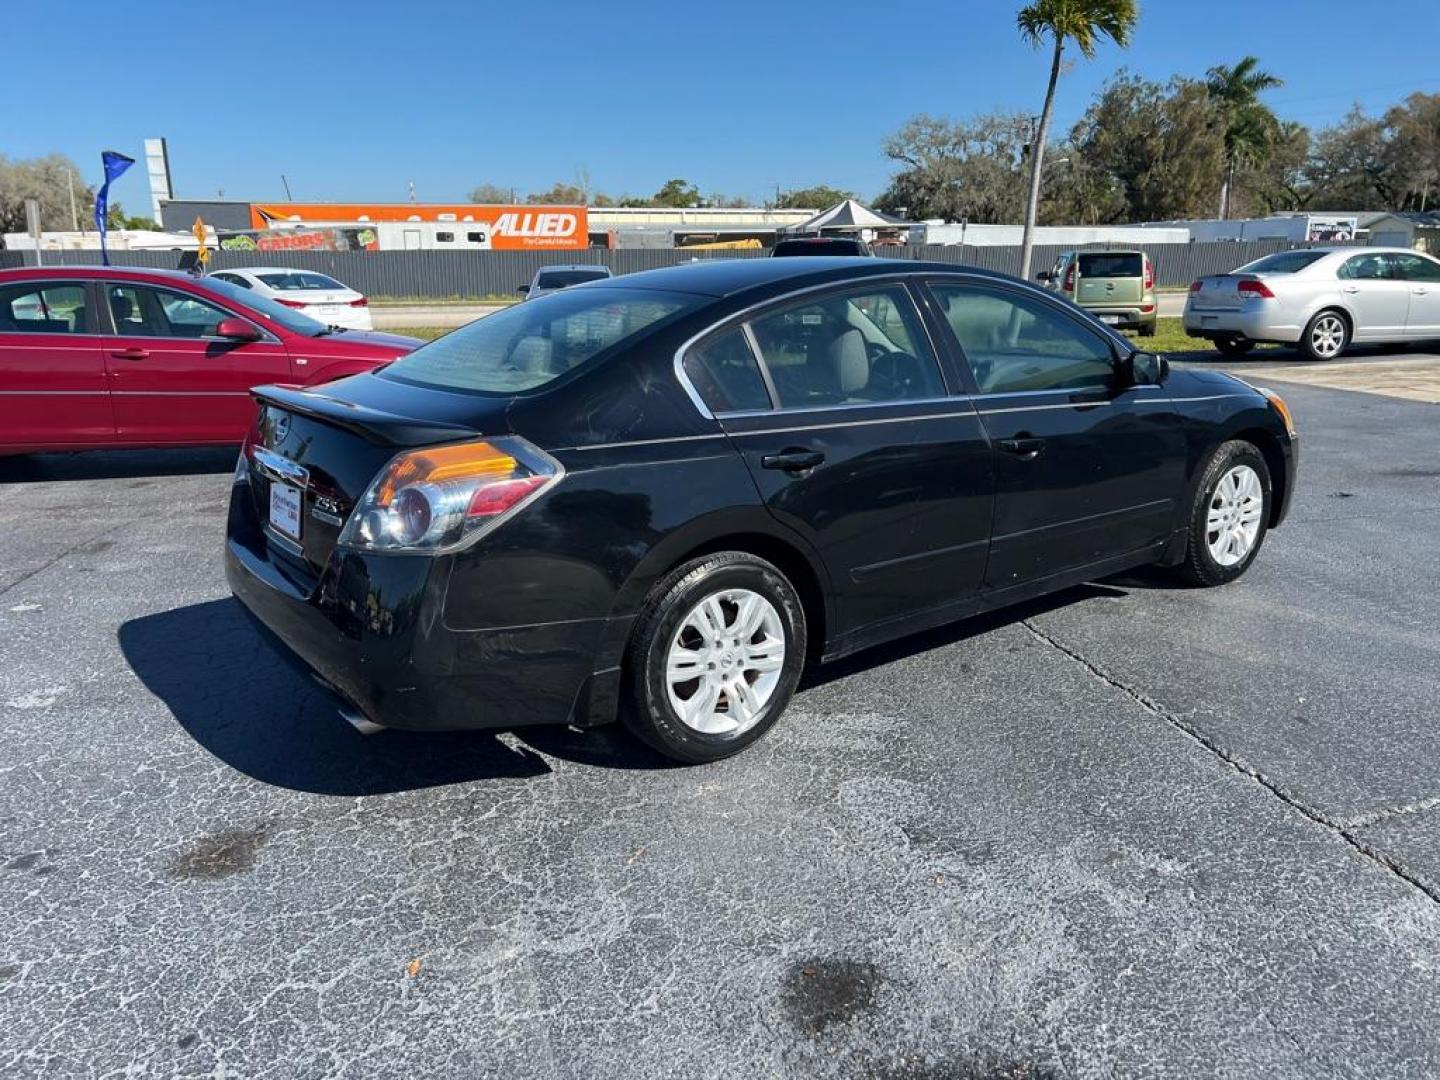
[[664, 588, 786, 736], [1309, 314, 1346, 358], [1206, 464, 1264, 567]]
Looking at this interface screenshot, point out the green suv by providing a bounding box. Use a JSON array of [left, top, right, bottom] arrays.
[[1038, 250, 1157, 337]]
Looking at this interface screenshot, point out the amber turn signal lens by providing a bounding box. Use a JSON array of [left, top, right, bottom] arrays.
[[374, 442, 517, 507], [1260, 389, 1297, 437]]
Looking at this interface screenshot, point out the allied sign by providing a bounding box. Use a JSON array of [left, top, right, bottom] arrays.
[[248, 203, 589, 250]]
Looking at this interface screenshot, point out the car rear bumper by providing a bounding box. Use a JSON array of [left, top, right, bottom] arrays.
[[1184, 306, 1301, 343], [224, 485, 605, 733], [301, 306, 373, 330], [1080, 305, 1156, 329]]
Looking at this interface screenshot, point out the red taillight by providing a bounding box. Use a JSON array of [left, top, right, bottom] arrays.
[[1140, 303, 1155, 313], [467, 474, 548, 518], [1144, 257, 1154, 291], [1190, 280, 1203, 293], [349, 297, 368, 308], [1238, 279, 1275, 299], [273, 297, 308, 308], [1062, 263, 1075, 291]]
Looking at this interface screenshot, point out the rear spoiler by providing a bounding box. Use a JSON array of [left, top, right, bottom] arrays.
[[252, 384, 481, 448]]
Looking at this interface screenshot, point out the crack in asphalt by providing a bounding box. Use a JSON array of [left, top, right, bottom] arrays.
[[1020, 619, 1440, 907], [1343, 797, 1440, 831], [0, 534, 109, 601]]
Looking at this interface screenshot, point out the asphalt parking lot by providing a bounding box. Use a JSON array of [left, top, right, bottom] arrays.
[[2, 362, 1439, 1078]]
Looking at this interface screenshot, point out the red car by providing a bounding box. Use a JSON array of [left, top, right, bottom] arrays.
[[0, 266, 422, 454]]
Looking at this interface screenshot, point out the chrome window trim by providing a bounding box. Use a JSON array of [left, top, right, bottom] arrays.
[[672, 272, 952, 420], [713, 393, 964, 421]]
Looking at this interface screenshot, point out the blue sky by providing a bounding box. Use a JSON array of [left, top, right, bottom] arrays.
[[9, 0, 1440, 217]]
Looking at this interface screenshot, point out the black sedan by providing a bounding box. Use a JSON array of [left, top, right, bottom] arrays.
[[226, 258, 1298, 763]]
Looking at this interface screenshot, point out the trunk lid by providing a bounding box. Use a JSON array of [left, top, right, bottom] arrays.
[[242, 376, 509, 581], [1190, 275, 1259, 311]]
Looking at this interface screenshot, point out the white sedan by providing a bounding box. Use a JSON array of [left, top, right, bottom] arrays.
[[1185, 246, 1440, 360], [208, 267, 373, 330]]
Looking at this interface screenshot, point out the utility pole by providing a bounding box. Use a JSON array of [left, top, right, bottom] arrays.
[[67, 170, 80, 232]]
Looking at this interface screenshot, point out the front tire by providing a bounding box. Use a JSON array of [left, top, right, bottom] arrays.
[[623, 552, 807, 763], [1300, 309, 1350, 361], [1174, 441, 1271, 587]]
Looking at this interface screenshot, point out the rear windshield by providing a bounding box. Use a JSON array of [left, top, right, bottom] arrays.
[[1077, 253, 1142, 277], [535, 269, 609, 289], [380, 287, 700, 394], [1236, 251, 1328, 274], [256, 272, 347, 291]]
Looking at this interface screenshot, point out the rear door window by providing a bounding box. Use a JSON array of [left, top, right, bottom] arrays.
[[1338, 253, 1394, 280], [0, 283, 90, 334], [1077, 253, 1142, 278], [682, 329, 771, 413], [744, 284, 945, 408]]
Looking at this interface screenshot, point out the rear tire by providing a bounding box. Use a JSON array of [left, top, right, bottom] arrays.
[[1173, 441, 1272, 588], [623, 552, 807, 764], [1214, 336, 1254, 358], [1300, 309, 1350, 361]]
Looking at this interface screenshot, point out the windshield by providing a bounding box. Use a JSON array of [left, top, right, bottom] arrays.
[[535, 269, 609, 289], [256, 271, 347, 291], [1236, 251, 1329, 274], [381, 287, 701, 394], [1078, 253, 1142, 277], [200, 275, 328, 335]]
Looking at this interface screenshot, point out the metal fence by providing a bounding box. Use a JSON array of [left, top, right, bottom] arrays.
[[0, 239, 1335, 296]]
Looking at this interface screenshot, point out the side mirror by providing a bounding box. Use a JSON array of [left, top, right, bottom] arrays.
[[516, 284, 530, 295], [1123, 350, 1169, 386], [216, 317, 261, 341]]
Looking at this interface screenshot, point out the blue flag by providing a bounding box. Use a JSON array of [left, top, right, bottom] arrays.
[[94, 150, 135, 266]]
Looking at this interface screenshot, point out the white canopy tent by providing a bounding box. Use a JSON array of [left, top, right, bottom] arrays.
[[782, 199, 912, 235]]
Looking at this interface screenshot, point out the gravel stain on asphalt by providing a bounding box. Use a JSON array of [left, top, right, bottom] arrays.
[[168, 825, 274, 880], [780, 957, 884, 1035]]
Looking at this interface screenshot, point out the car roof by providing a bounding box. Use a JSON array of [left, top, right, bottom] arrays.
[[535, 264, 611, 274], [585, 256, 1017, 298], [0, 266, 212, 286]]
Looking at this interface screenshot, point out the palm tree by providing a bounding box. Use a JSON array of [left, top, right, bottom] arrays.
[[1016, 0, 1138, 282], [1206, 57, 1284, 219]]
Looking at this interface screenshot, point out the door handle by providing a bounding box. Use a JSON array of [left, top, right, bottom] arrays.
[[1341, 285, 1360, 294], [761, 448, 825, 472], [997, 437, 1046, 460], [110, 347, 150, 360], [1414, 288, 1429, 296]]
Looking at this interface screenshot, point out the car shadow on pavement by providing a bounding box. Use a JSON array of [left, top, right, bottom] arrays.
[[118, 598, 670, 797], [800, 581, 1132, 691], [0, 447, 238, 483]]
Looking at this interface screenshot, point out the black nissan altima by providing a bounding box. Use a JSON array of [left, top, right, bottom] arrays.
[[226, 258, 1298, 763]]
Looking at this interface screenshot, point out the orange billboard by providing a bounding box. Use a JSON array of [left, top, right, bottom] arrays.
[[248, 203, 590, 250]]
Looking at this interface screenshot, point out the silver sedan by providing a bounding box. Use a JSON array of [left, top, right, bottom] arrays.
[[1184, 246, 1440, 360]]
